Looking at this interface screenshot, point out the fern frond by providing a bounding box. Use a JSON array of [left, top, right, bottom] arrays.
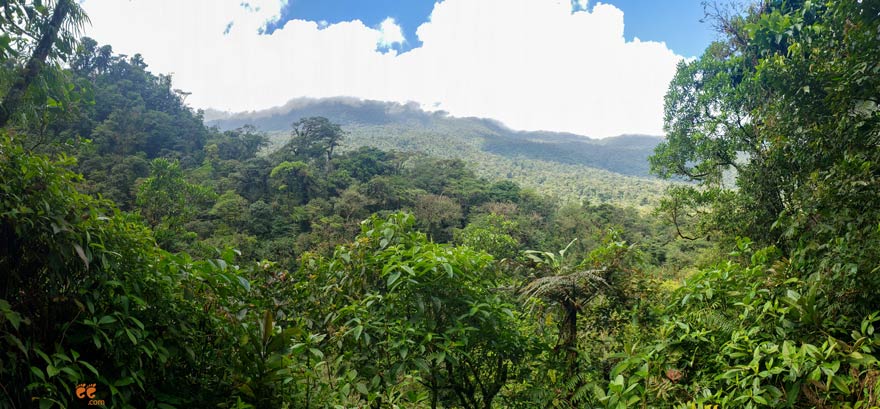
[[520, 269, 610, 306]]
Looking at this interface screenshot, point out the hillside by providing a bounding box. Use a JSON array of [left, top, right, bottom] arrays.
[[206, 98, 669, 206]]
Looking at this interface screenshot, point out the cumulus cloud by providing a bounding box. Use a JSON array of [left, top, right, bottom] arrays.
[[80, 0, 684, 137], [377, 18, 405, 50]]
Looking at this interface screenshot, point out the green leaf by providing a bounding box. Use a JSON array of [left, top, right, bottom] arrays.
[[46, 364, 59, 378], [443, 263, 453, 277], [387, 271, 401, 288], [60, 367, 78, 378], [98, 315, 116, 325], [125, 328, 138, 345], [30, 366, 45, 381], [115, 376, 135, 387], [830, 375, 849, 394], [8, 334, 26, 355], [237, 384, 255, 398], [261, 310, 274, 345], [3, 309, 21, 330], [35, 349, 51, 364], [356, 382, 369, 395], [129, 316, 145, 330], [237, 276, 250, 292]]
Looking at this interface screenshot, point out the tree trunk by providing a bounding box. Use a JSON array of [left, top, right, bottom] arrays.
[[0, 0, 72, 128], [561, 300, 578, 373]]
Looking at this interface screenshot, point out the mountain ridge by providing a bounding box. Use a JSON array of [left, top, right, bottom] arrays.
[[205, 97, 663, 178]]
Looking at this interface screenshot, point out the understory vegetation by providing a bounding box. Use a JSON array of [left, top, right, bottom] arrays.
[[1, 0, 878, 408]]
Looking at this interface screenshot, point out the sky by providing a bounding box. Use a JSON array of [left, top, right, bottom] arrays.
[[79, 0, 719, 138]]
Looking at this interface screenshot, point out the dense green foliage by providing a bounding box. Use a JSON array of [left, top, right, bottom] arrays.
[[2, 0, 879, 407], [635, 0, 880, 406]]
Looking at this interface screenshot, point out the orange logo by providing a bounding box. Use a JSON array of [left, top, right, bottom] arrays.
[[75, 383, 96, 399], [75, 383, 104, 405]]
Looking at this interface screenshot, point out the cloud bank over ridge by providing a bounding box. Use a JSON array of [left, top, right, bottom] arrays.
[[81, 0, 684, 138]]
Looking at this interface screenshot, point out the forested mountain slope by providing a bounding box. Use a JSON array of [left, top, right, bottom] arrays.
[[206, 98, 668, 207], [205, 98, 662, 176]]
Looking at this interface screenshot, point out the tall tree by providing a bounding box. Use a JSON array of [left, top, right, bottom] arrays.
[[286, 116, 345, 168], [651, 0, 880, 325]]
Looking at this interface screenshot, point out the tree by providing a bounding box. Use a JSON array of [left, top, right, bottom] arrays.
[[410, 158, 473, 195], [651, 0, 880, 318], [412, 193, 463, 242], [486, 180, 521, 203], [286, 116, 344, 167], [454, 213, 520, 260], [101, 154, 150, 208], [269, 160, 318, 206], [136, 158, 215, 249], [334, 185, 374, 222], [210, 190, 250, 231], [245, 200, 274, 238], [230, 157, 272, 202], [210, 125, 267, 161], [336, 146, 396, 182], [302, 213, 527, 408], [0, 134, 242, 408], [0, 0, 89, 127], [651, 1, 880, 250], [519, 240, 608, 373]]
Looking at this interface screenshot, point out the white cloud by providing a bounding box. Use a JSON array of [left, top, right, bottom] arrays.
[[377, 18, 405, 50], [80, 0, 684, 137]]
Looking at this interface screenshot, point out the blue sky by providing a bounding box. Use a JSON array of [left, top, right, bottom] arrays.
[[82, 0, 713, 137], [265, 0, 717, 57]]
